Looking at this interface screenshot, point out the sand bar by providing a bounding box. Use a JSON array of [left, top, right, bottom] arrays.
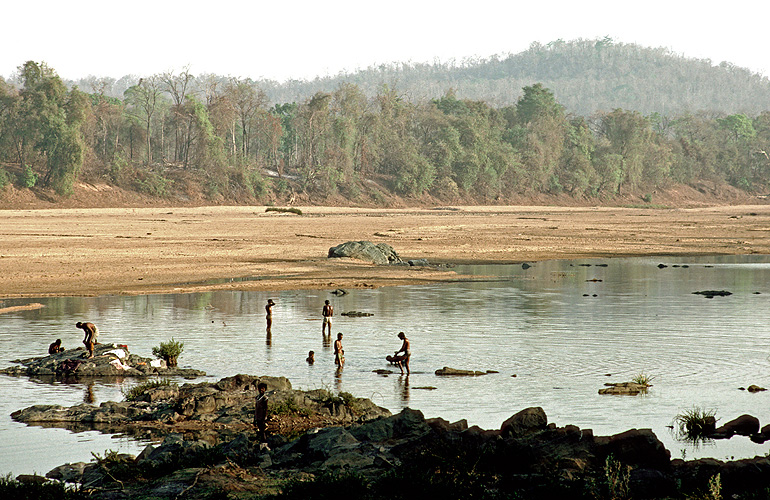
[[1, 205, 768, 298]]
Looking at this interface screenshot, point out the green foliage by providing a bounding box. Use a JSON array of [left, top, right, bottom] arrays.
[[277, 470, 372, 500], [602, 455, 631, 500], [0, 473, 87, 500], [122, 378, 177, 402], [19, 165, 38, 188], [152, 338, 184, 360], [675, 407, 717, 441], [0, 168, 10, 189], [134, 170, 170, 197], [269, 400, 311, 417], [630, 372, 654, 386]]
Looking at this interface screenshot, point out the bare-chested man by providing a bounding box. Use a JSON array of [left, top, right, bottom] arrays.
[[76, 321, 98, 358], [334, 333, 344, 366], [322, 300, 333, 336], [392, 331, 411, 374]]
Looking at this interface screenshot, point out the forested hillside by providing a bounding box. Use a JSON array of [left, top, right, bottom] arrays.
[[50, 38, 770, 117], [1, 40, 770, 209]]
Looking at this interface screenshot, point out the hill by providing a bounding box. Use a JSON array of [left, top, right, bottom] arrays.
[[261, 38, 770, 116]]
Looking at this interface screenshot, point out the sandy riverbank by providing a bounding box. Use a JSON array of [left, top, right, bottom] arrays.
[[1, 205, 769, 298]]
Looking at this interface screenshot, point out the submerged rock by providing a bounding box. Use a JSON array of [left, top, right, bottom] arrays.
[[434, 366, 488, 376], [599, 382, 650, 395]]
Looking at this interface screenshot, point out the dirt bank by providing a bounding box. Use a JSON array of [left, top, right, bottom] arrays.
[[1, 204, 769, 298]]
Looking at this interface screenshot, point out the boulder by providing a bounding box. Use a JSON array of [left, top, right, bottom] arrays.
[[327, 241, 402, 264], [501, 407, 548, 437], [713, 414, 760, 437], [601, 429, 670, 469], [305, 427, 360, 459]]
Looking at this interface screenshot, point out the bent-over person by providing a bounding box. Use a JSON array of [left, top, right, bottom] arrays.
[[76, 321, 98, 358]]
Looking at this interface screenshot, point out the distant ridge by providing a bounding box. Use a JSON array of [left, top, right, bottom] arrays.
[[259, 38, 770, 116]]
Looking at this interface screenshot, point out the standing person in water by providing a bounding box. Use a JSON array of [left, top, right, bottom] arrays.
[[322, 300, 333, 336], [392, 331, 411, 374], [334, 333, 344, 366], [76, 321, 98, 358], [265, 299, 275, 332]]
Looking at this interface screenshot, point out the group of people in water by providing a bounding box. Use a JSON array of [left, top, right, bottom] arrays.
[[266, 298, 411, 374]]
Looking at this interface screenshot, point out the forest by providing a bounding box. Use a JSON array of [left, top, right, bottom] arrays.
[[1, 38, 770, 206]]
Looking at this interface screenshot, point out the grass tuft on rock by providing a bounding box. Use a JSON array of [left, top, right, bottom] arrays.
[[674, 406, 717, 441], [122, 378, 177, 402]]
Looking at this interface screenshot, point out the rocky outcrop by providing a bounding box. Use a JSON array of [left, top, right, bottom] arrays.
[[327, 241, 402, 264], [27, 396, 770, 499], [12, 374, 390, 442], [0, 343, 205, 379]]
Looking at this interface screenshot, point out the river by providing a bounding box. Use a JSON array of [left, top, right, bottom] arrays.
[[1, 255, 769, 475]]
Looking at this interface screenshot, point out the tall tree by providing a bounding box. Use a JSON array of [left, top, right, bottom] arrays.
[[124, 76, 163, 165]]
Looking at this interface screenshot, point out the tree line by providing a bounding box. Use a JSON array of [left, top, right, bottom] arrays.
[[1, 61, 769, 203]]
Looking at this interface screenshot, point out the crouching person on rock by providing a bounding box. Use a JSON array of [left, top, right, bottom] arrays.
[[254, 382, 269, 448]]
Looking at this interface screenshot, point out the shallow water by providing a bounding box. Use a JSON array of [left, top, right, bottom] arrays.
[[2, 255, 770, 475]]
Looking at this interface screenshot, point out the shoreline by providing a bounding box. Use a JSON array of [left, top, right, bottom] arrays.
[[1, 204, 769, 299]]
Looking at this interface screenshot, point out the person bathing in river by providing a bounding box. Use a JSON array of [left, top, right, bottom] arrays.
[[306, 350, 315, 364], [76, 321, 98, 358], [391, 331, 410, 374], [322, 300, 333, 336], [265, 299, 275, 332], [334, 333, 344, 366], [48, 338, 65, 355]]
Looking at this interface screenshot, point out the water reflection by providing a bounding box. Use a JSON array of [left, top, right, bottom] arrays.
[[2, 255, 770, 475]]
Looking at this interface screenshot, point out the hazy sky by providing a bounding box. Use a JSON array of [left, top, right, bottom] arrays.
[[3, 1, 768, 82]]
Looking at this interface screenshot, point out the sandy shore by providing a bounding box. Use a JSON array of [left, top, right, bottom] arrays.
[[1, 205, 769, 298]]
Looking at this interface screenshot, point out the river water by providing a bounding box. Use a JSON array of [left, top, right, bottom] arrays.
[[2, 255, 770, 476]]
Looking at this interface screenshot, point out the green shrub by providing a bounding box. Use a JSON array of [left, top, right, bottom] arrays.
[[122, 378, 177, 402], [19, 165, 38, 188], [675, 407, 717, 441], [0, 473, 87, 499], [0, 168, 9, 189], [152, 338, 184, 367], [269, 400, 312, 417], [631, 372, 654, 386]]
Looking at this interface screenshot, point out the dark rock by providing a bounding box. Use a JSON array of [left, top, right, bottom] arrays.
[[521, 263, 531, 269], [692, 290, 733, 298], [629, 468, 677, 499], [747, 384, 767, 392], [434, 366, 487, 376], [330, 288, 347, 296], [305, 427, 360, 459], [46, 462, 89, 482], [341, 311, 374, 317], [713, 414, 760, 437], [501, 407, 548, 437], [601, 429, 670, 469], [408, 259, 430, 266], [328, 241, 402, 264], [657, 263, 668, 268]]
